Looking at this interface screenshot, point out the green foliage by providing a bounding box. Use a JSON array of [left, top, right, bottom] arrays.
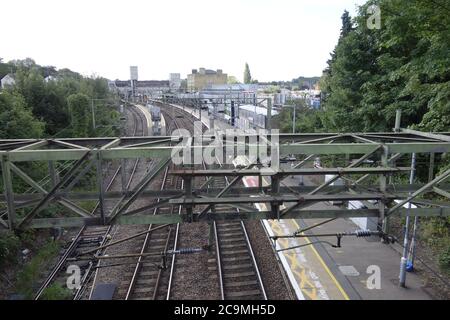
[[439, 245, 450, 272], [340, 10, 353, 37], [244, 63, 252, 84], [0, 59, 16, 79], [15, 241, 60, 299], [0, 232, 20, 267], [67, 93, 90, 137], [320, 0, 450, 133], [278, 101, 323, 133], [3, 57, 118, 137], [39, 283, 72, 300], [227, 76, 240, 84], [0, 91, 44, 138], [263, 85, 281, 94]]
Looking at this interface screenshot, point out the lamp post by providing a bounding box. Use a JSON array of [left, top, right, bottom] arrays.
[[282, 103, 298, 134]]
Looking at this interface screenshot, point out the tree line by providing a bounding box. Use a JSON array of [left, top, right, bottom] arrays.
[[0, 58, 119, 139], [282, 0, 449, 134]]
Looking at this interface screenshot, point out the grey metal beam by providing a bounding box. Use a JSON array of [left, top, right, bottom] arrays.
[[64, 158, 96, 192], [57, 198, 93, 218], [100, 138, 121, 149], [280, 146, 383, 217], [171, 167, 408, 177], [1, 156, 15, 229], [400, 128, 450, 142], [52, 139, 89, 150], [26, 207, 450, 228], [16, 151, 91, 229], [122, 138, 172, 149], [387, 168, 450, 216], [9, 162, 92, 218], [433, 187, 450, 200], [14, 140, 48, 151], [5, 183, 450, 202], [108, 157, 171, 224], [170, 193, 398, 205], [96, 152, 106, 223], [198, 163, 256, 217]]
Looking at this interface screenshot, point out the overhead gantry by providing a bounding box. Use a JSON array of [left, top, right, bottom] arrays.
[[0, 128, 449, 231]]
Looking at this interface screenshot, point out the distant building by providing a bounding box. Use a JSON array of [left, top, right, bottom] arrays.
[[44, 75, 57, 82], [1, 74, 15, 89], [130, 66, 138, 80], [109, 79, 170, 100], [169, 73, 181, 90], [187, 68, 227, 91], [202, 83, 258, 93], [236, 104, 278, 130]]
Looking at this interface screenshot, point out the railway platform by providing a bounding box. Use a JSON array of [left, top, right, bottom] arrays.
[[165, 100, 434, 300]]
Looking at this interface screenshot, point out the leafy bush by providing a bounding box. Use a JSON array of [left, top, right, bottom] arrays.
[[15, 241, 60, 299], [39, 283, 72, 300], [0, 232, 20, 267], [439, 245, 450, 272]]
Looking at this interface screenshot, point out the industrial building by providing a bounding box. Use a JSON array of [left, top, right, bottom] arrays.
[[187, 68, 227, 91]]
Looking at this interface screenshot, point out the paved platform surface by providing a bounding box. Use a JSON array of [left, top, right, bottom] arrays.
[[284, 174, 432, 300]]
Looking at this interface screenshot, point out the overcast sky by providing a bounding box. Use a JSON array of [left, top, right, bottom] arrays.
[[1, 0, 366, 82]]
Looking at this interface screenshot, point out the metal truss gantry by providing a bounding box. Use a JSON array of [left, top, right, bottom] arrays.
[[0, 128, 449, 231]]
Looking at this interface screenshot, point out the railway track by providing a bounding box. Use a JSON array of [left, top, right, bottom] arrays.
[[35, 103, 147, 300], [163, 103, 266, 300], [34, 226, 111, 299], [123, 106, 191, 300], [210, 169, 267, 300], [37, 102, 268, 300]]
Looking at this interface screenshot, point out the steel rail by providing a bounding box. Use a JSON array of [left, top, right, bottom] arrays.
[[87, 103, 148, 299], [34, 226, 86, 299], [125, 106, 185, 300]]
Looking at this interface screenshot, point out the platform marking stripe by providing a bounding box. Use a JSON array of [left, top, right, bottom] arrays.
[[292, 220, 350, 300]]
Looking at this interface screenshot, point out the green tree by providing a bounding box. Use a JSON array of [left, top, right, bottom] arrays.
[[0, 91, 44, 139], [227, 76, 240, 84], [340, 10, 353, 37], [320, 0, 450, 133], [244, 63, 252, 84], [68, 93, 90, 137]]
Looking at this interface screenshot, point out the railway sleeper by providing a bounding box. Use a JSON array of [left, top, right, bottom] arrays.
[[223, 271, 255, 279], [225, 290, 262, 299], [222, 263, 253, 270]]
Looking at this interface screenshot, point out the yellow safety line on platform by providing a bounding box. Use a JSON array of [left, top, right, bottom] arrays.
[[293, 220, 350, 300]]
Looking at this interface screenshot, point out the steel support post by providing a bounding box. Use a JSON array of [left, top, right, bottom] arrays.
[[394, 109, 402, 132], [184, 175, 193, 221], [96, 151, 106, 224], [1, 155, 16, 229], [270, 176, 280, 219], [400, 152, 416, 287], [428, 153, 435, 182], [121, 159, 127, 193], [48, 161, 58, 187], [380, 147, 389, 238]]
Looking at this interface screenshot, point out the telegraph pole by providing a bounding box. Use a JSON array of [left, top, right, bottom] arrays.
[[91, 99, 96, 130], [292, 104, 296, 134]]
